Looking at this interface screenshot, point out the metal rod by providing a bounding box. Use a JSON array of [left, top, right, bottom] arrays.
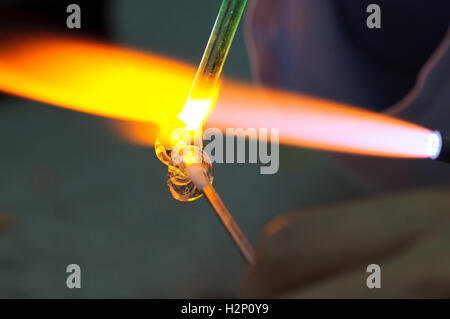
[[188, 164, 256, 265], [202, 183, 256, 265]]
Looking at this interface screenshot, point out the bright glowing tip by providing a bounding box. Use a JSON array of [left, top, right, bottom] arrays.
[[426, 131, 442, 159], [177, 97, 212, 130]]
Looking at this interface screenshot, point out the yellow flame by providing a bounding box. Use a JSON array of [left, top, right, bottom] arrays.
[[176, 77, 221, 131], [0, 33, 434, 159], [178, 97, 212, 130]]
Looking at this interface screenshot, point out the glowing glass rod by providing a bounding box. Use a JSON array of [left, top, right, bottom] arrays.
[[177, 0, 248, 131], [155, 0, 249, 203], [176, 0, 255, 264]]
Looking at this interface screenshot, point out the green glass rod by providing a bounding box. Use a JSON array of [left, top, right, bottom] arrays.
[[178, 0, 248, 130]]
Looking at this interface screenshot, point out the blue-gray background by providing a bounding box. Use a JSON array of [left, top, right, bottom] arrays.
[[0, 0, 362, 298]]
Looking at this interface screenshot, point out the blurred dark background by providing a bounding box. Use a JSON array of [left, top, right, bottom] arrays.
[[0, 0, 448, 298]]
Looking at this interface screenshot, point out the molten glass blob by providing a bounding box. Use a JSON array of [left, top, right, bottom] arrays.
[[155, 136, 213, 202]]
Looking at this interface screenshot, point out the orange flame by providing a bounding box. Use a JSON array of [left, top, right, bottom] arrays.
[[0, 33, 435, 159], [0, 33, 191, 125]]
